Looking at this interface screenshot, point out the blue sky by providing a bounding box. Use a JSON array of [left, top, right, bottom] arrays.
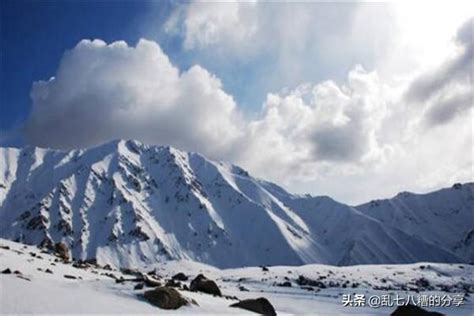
[[0, 1, 472, 203], [1, 0, 167, 138], [1, 0, 380, 140]]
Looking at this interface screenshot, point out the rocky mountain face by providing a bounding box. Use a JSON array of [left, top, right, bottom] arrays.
[[0, 140, 471, 268]]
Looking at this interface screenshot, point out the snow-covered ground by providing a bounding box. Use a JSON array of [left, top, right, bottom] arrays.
[[1, 239, 472, 315]]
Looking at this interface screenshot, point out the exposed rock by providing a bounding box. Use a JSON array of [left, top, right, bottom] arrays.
[[276, 281, 291, 287], [165, 279, 181, 288], [143, 286, 189, 310], [230, 297, 276, 315], [54, 242, 70, 262], [115, 276, 125, 284], [238, 285, 249, 292], [261, 266, 269, 272], [16, 275, 31, 282], [190, 274, 221, 296], [172, 272, 188, 281], [64, 274, 77, 279], [134, 283, 144, 290], [414, 277, 431, 289], [391, 304, 444, 316], [84, 258, 98, 266], [224, 294, 239, 300], [296, 275, 326, 288], [300, 286, 315, 291], [103, 264, 113, 271], [39, 237, 54, 250], [26, 215, 48, 230], [121, 267, 142, 277], [102, 272, 118, 280], [143, 274, 162, 287], [45, 268, 53, 274], [72, 261, 89, 269], [1, 268, 12, 274]]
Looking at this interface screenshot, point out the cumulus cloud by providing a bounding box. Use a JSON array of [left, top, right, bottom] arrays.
[[165, 1, 258, 51], [25, 39, 243, 158], [233, 66, 392, 183]]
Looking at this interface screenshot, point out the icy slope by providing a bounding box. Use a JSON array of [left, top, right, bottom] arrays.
[[356, 183, 474, 263], [0, 140, 469, 268]]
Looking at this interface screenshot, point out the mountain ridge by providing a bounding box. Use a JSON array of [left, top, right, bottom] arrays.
[[0, 139, 471, 268]]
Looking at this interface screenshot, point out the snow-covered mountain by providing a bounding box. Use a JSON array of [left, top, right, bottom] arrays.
[[356, 184, 474, 263], [0, 140, 471, 268]]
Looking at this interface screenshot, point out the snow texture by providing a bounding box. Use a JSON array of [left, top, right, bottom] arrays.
[[0, 239, 472, 315]]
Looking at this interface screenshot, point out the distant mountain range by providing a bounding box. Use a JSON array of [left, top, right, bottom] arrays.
[[0, 140, 472, 268]]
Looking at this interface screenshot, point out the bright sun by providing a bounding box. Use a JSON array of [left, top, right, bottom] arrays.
[[393, 1, 473, 69]]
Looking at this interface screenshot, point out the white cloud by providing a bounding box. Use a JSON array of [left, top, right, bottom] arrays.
[[166, 1, 258, 51], [234, 66, 392, 181], [25, 39, 243, 159], [404, 17, 473, 128]]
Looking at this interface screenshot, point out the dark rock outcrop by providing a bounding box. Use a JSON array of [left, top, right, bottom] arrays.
[[391, 304, 444, 316], [143, 286, 188, 310], [121, 267, 141, 277], [165, 279, 181, 288], [172, 272, 188, 281], [296, 275, 326, 288], [143, 274, 162, 287], [190, 274, 221, 296], [230, 297, 277, 315], [54, 242, 70, 262], [276, 281, 291, 287]]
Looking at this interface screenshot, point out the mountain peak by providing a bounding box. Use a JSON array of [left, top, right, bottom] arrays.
[[0, 143, 471, 268]]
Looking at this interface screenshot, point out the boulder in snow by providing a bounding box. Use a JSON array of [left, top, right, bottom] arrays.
[[230, 297, 277, 315], [190, 274, 221, 296], [143, 286, 188, 310], [172, 272, 188, 281], [391, 304, 444, 316], [54, 242, 70, 262]]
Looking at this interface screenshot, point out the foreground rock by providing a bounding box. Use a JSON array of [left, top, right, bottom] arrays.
[[190, 274, 221, 296], [54, 242, 70, 262], [143, 286, 188, 310], [172, 272, 188, 281], [391, 304, 444, 316], [143, 274, 162, 287], [230, 297, 277, 315]]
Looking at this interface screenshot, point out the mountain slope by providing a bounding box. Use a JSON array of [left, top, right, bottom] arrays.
[[0, 140, 469, 268], [356, 183, 474, 263]]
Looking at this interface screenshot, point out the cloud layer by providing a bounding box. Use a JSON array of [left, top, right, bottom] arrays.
[[405, 17, 473, 128]]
